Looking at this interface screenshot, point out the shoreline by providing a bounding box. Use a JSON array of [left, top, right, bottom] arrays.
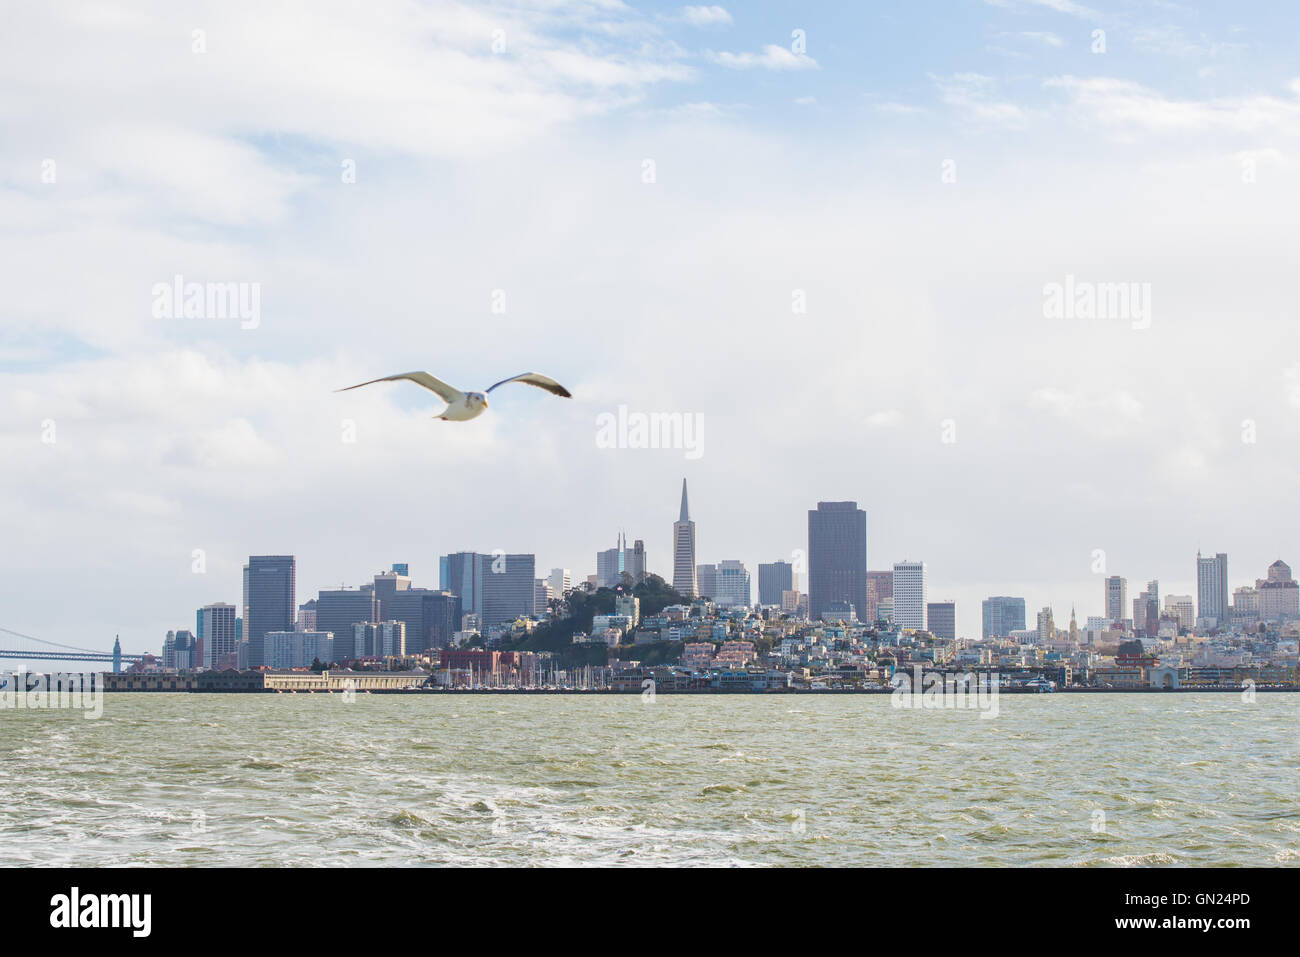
[[98, 685, 1298, 695]]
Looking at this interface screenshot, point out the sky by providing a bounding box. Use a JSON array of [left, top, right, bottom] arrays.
[[4, 0, 1300, 651]]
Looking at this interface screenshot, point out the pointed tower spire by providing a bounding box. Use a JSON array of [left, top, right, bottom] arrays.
[[679, 478, 690, 523]]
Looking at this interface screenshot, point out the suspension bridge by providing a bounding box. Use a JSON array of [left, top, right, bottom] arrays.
[[0, 626, 151, 669]]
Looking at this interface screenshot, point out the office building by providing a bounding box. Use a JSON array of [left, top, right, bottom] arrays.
[[1104, 576, 1127, 623], [672, 479, 698, 598], [199, 602, 237, 670], [865, 570, 893, 622], [714, 560, 752, 608], [981, 596, 1026, 639], [696, 563, 717, 600], [242, 555, 296, 668], [807, 501, 867, 622], [757, 561, 794, 606], [547, 568, 572, 599], [926, 601, 956, 641], [1196, 551, 1229, 627], [1257, 559, 1299, 621], [892, 560, 926, 630]]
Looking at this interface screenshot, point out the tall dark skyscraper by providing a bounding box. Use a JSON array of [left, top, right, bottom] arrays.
[[807, 501, 867, 622], [757, 561, 794, 606], [243, 555, 296, 668]]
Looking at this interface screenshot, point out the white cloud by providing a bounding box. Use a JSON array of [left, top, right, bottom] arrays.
[[931, 72, 1029, 127], [707, 45, 818, 71], [1046, 75, 1300, 134], [681, 5, 732, 27]]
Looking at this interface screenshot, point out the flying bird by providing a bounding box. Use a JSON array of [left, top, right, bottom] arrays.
[[336, 370, 571, 421]]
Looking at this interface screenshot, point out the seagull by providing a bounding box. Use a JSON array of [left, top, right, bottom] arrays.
[[336, 370, 571, 421]]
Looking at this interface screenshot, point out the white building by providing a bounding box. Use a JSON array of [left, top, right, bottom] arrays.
[[892, 561, 927, 630], [714, 560, 751, 608]]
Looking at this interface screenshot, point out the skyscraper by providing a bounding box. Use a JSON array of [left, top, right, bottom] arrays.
[[892, 560, 926, 630], [757, 561, 794, 606], [440, 551, 534, 627], [596, 534, 625, 588], [926, 601, 956, 641], [480, 553, 537, 627], [981, 596, 1026, 639], [865, 570, 893, 622], [314, 587, 380, 660], [547, 568, 572, 598], [696, 563, 717, 600], [714, 560, 751, 608], [1196, 551, 1228, 627], [199, 602, 237, 670], [807, 501, 867, 622], [1104, 575, 1127, 623], [242, 555, 296, 668], [625, 539, 647, 584], [672, 479, 697, 598]]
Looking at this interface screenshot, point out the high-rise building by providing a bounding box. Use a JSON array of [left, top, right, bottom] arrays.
[[480, 553, 537, 628], [265, 630, 336, 669], [757, 561, 794, 606], [892, 560, 926, 630], [596, 534, 626, 588], [1133, 580, 1158, 637], [1232, 585, 1260, 625], [318, 569, 458, 659], [441, 552, 483, 618], [350, 620, 406, 658], [1036, 606, 1055, 642], [926, 601, 956, 641], [807, 501, 867, 622], [163, 629, 196, 670], [672, 479, 697, 598], [865, 570, 893, 622], [242, 555, 296, 668], [1165, 594, 1195, 632], [547, 568, 572, 598], [1257, 559, 1299, 621], [199, 602, 237, 670], [1196, 551, 1228, 627], [314, 587, 380, 660], [534, 579, 552, 615], [1104, 575, 1127, 623], [714, 560, 751, 608], [297, 599, 317, 632], [696, 563, 717, 600], [981, 596, 1026, 639], [625, 539, 647, 584]]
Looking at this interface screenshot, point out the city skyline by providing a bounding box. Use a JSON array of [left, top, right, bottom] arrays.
[[7, 2, 1300, 652], [84, 477, 1300, 657]]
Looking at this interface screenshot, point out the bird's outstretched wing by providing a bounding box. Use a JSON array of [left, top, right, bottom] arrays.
[[336, 371, 463, 404], [485, 373, 572, 398]]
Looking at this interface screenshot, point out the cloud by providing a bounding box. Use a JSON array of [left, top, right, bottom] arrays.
[[931, 72, 1029, 127], [1046, 76, 1300, 134], [681, 5, 732, 27], [706, 45, 818, 71], [984, 0, 1099, 18]]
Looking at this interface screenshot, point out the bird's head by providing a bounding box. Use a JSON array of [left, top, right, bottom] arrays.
[[469, 392, 487, 408]]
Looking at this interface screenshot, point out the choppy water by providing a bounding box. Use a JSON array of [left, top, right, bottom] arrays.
[[1, 693, 1297, 866]]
